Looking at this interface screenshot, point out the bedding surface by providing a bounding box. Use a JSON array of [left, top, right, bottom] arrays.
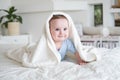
[[0, 45, 120, 80]]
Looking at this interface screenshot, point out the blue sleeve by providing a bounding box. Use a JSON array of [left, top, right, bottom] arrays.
[[66, 39, 76, 54]]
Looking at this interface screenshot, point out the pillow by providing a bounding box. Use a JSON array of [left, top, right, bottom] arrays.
[[83, 27, 102, 35], [109, 27, 120, 36]]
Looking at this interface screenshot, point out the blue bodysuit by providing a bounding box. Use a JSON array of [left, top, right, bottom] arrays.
[[58, 39, 76, 60]]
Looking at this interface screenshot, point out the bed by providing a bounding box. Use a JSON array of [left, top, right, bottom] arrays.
[[0, 44, 120, 80]]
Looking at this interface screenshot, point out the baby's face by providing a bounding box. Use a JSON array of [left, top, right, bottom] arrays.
[[50, 18, 69, 43]]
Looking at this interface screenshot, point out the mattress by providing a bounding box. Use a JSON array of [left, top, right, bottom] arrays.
[[0, 44, 120, 80]]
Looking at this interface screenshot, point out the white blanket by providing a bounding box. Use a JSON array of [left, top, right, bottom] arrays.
[[6, 12, 100, 68], [1, 46, 120, 80]]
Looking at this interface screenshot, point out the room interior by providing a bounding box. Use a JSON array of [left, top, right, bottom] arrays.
[[0, 0, 120, 80], [0, 0, 120, 48]]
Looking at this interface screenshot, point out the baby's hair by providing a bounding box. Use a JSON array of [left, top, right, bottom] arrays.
[[49, 15, 68, 23]]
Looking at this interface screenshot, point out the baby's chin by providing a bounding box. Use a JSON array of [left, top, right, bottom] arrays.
[[54, 36, 68, 42], [56, 38, 67, 42]]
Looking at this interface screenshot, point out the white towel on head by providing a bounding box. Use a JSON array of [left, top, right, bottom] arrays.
[[6, 12, 100, 68]]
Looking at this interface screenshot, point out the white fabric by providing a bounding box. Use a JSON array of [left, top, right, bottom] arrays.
[[6, 12, 100, 68], [1, 45, 120, 80], [75, 24, 83, 36]]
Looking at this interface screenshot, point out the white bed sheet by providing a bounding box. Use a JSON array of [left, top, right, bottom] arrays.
[[0, 44, 120, 80]]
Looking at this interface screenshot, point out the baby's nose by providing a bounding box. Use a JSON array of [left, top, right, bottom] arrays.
[[60, 30, 64, 34]]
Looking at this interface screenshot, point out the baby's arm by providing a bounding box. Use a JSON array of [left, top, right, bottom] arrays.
[[75, 52, 88, 65]]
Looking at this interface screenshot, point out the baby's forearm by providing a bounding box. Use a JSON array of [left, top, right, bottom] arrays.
[[75, 52, 83, 63], [75, 52, 87, 65]]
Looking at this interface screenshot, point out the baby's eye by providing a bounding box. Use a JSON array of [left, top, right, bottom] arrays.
[[55, 28, 60, 31], [64, 28, 67, 31]]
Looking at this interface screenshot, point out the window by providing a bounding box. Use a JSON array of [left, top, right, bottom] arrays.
[[94, 4, 103, 26]]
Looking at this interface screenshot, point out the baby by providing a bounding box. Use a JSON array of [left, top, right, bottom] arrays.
[[49, 14, 86, 65], [6, 12, 98, 67]]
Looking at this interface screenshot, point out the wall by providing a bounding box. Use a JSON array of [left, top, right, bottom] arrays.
[[103, 0, 114, 27], [0, 0, 11, 9], [19, 12, 51, 40], [11, 0, 88, 41], [0, 0, 115, 41], [86, 0, 114, 27], [0, 0, 11, 34], [19, 11, 88, 41]]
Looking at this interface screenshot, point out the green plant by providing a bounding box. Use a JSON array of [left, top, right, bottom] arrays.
[[0, 6, 22, 28]]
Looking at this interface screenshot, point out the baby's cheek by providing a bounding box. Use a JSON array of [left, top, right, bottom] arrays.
[[66, 34, 69, 38]]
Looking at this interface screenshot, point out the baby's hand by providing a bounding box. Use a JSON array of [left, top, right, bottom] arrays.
[[77, 60, 88, 65], [75, 52, 88, 65]]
